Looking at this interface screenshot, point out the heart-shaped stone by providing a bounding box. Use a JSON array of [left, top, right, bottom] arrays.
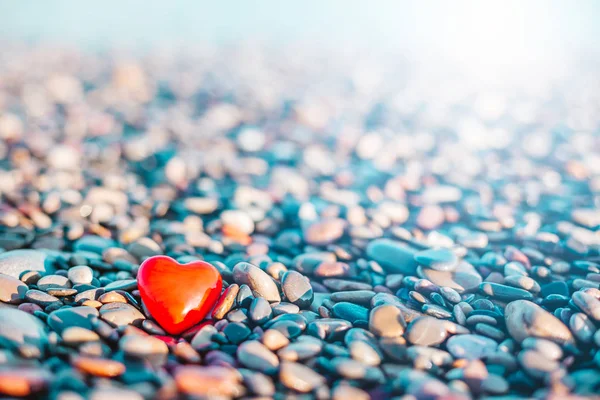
[[138, 256, 222, 335]]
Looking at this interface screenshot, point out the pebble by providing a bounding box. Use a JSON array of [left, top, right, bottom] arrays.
[[366, 239, 419, 274], [418, 261, 482, 293], [0, 367, 51, 397], [72, 356, 125, 377], [119, 334, 169, 366], [175, 366, 242, 397], [369, 304, 406, 337], [480, 282, 534, 301], [505, 300, 574, 344], [332, 302, 369, 324], [24, 289, 60, 306], [304, 218, 346, 246], [262, 329, 290, 351], [212, 284, 239, 319], [571, 291, 600, 321], [237, 340, 279, 374], [249, 297, 273, 325], [280, 362, 325, 392], [446, 334, 498, 360], [0, 273, 27, 303], [331, 290, 375, 306], [62, 327, 100, 344], [406, 317, 449, 346], [99, 303, 145, 326], [281, 270, 314, 308], [0, 250, 53, 279], [37, 274, 71, 290], [48, 306, 99, 334], [233, 262, 281, 302], [0, 308, 48, 350]]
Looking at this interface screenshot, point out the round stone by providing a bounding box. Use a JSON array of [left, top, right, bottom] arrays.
[[119, 334, 169, 366], [72, 356, 125, 377], [249, 297, 273, 325], [281, 271, 313, 308], [68, 266, 94, 285], [332, 302, 369, 324], [24, 289, 60, 307]]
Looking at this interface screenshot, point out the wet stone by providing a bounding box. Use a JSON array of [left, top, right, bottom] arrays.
[[418, 262, 482, 294], [304, 218, 346, 246], [224, 322, 251, 344], [281, 270, 313, 308]]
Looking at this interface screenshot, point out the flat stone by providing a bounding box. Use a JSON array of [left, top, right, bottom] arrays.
[[505, 300, 574, 344], [281, 271, 313, 308], [521, 337, 563, 360], [331, 290, 375, 306], [99, 303, 145, 326], [518, 349, 559, 379], [0, 273, 27, 304], [62, 327, 100, 344], [24, 289, 60, 307], [233, 262, 281, 302], [224, 322, 251, 344], [37, 274, 71, 290], [480, 283, 534, 301], [0, 250, 53, 279], [414, 248, 459, 272], [366, 239, 418, 274], [72, 355, 125, 377], [48, 306, 99, 333], [262, 329, 290, 351], [446, 334, 498, 360], [278, 338, 322, 361], [0, 308, 48, 350], [103, 279, 137, 292]]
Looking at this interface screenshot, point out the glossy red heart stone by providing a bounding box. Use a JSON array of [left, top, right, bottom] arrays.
[[137, 256, 222, 335]]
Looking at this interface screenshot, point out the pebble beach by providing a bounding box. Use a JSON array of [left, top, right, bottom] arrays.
[[0, 42, 600, 399]]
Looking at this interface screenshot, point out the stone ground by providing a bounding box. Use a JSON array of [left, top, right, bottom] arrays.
[[0, 44, 600, 399]]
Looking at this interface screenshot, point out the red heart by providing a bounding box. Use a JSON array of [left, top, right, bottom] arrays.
[[137, 256, 222, 335]]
